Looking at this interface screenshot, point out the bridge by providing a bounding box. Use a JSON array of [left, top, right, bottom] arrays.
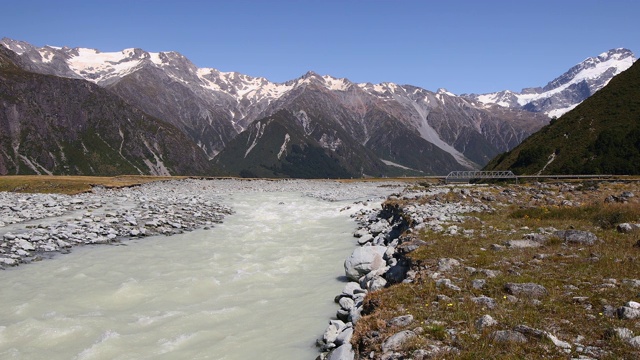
[[445, 170, 517, 184]]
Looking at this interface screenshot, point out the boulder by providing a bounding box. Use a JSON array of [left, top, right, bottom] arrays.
[[385, 263, 409, 284], [553, 230, 598, 246], [628, 336, 640, 349], [328, 343, 354, 360], [436, 278, 461, 291], [382, 330, 416, 352], [344, 246, 387, 281], [335, 327, 354, 346], [475, 314, 497, 330], [617, 223, 640, 233], [489, 330, 527, 344], [471, 295, 497, 309], [387, 315, 414, 328], [368, 219, 390, 235], [617, 306, 640, 320], [437, 258, 460, 272], [339, 297, 355, 311], [340, 282, 365, 298], [504, 282, 548, 298], [16, 239, 35, 251], [505, 239, 541, 248]]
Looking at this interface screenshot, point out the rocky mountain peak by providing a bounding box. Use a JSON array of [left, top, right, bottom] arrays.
[[467, 48, 636, 117]]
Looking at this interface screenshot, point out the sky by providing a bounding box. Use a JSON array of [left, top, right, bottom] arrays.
[[2, 0, 638, 94]]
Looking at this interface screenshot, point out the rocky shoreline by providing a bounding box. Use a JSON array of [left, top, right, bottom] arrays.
[[319, 181, 640, 359], [317, 185, 492, 359], [0, 178, 405, 269]]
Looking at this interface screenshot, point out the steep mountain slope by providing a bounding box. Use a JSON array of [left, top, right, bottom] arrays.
[[485, 60, 640, 175], [466, 49, 635, 118], [1, 38, 552, 175], [0, 45, 215, 176], [214, 110, 395, 178]]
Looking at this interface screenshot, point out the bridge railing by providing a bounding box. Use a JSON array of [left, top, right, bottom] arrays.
[[445, 170, 516, 184]]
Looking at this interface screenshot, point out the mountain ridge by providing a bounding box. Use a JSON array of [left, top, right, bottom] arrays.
[[484, 59, 640, 175], [1, 38, 633, 177], [0, 45, 216, 176]]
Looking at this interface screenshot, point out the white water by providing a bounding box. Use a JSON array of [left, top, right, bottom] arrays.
[[0, 192, 362, 359]]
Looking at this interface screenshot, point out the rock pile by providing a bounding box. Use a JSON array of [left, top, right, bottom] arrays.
[[319, 186, 497, 359], [0, 180, 234, 268]]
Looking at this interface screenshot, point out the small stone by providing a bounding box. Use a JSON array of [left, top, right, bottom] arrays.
[[437, 258, 460, 272], [504, 282, 548, 298], [339, 297, 355, 311], [16, 239, 35, 251], [553, 230, 598, 246], [475, 314, 497, 330], [489, 330, 527, 344], [605, 327, 633, 340], [381, 330, 416, 352], [387, 315, 414, 328], [0, 257, 18, 266], [471, 295, 497, 309], [471, 279, 486, 289], [328, 343, 354, 360], [617, 223, 640, 233], [617, 306, 640, 320], [335, 327, 354, 347], [436, 278, 461, 291], [626, 301, 640, 309], [628, 336, 640, 349], [505, 239, 541, 248]]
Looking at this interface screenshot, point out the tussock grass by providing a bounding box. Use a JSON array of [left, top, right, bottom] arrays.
[[0, 175, 185, 194], [353, 182, 640, 359]]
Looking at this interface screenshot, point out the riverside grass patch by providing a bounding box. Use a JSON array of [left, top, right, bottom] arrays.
[[0, 175, 184, 194], [352, 182, 640, 359]]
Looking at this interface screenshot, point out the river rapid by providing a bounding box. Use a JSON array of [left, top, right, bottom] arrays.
[[0, 183, 399, 360]]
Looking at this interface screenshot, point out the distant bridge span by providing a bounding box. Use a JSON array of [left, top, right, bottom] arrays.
[[445, 171, 516, 183], [444, 171, 619, 184]]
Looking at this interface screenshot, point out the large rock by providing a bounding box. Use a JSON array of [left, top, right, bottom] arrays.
[[504, 282, 548, 298], [553, 230, 598, 246], [437, 258, 460, 272], [382, 330, 416, 352], [368, 219, 390, 235], [328, 343, 355, 360], [489, 330, 527, 344], [617, 306, 640, 320], [344, 246, 387, 281], [475, 314, 498, 330]]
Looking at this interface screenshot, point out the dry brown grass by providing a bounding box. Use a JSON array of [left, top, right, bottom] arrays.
[[353, 181, 640, 359], [0, 175, 187, 194]]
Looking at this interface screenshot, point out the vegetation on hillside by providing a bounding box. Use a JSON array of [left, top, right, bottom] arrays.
[[354, 181, 640, 359], [485, 60, 640, 175]]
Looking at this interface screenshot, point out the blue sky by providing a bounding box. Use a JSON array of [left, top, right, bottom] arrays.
[[2, 0, 638, 94]]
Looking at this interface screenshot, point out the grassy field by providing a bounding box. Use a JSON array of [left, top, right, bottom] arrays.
[[353, 181, 640, 359], [0, 175, 188, 194]]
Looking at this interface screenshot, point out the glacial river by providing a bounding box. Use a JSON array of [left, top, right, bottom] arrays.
[[0, 192, 363, 359]]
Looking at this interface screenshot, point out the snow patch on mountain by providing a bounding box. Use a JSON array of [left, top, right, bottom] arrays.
[[277, 133, 290, 160], [381, 159, 422, 172], [469, 48, 636, 117]]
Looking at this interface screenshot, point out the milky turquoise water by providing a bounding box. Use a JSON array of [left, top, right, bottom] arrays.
[[0, 192, 359, 359]]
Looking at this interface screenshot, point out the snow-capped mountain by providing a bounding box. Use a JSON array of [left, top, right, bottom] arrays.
[[0, 46, 215, 176], [0, 38, 627, 176], [466, 48, 636, 118]]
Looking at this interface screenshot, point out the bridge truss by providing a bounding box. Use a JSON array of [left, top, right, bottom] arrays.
[[445, 170, 517, 184]]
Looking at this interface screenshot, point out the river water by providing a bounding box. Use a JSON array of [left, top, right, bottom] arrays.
[[0, 191, 366, 359]]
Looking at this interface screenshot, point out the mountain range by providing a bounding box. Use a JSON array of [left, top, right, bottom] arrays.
[[485, 58, 640, 175], [0, 38, 635, 177]]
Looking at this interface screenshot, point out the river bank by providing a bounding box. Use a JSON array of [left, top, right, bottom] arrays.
[[321, 180, 640, 359], [0, 178, 408, 359], [0, 178, 406, 269]]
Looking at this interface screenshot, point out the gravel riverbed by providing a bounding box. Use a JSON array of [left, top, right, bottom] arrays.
[[0, 179, 406, 269]]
